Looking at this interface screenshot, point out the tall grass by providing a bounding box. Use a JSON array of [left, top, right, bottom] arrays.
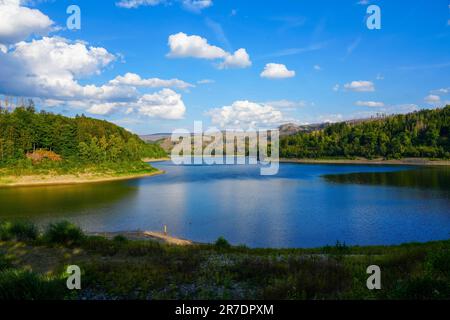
[[43, 221, 85, 246], [0, 221, 38, 241]]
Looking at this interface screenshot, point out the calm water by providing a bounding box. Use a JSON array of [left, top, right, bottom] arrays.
[[0, 161, 449, 248]]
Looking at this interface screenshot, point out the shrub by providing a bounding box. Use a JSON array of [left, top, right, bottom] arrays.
[[43, 221, 85, 246], [390, 277, 450, 300], [215, 236, 231, 249], [0, 254, 11, 271], [0, 221, 13, 241], [113, 235, 128, 244], [0, 221, 38, 242], [425, 249, 450, 278], [0, 269, 65, 300]]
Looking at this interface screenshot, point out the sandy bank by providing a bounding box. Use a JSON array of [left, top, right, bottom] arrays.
[[87, 230, 195, 246], [0, 170, 165, 188]]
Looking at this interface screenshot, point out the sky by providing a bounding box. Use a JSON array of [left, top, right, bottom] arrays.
[[0, 0, 449, 134]]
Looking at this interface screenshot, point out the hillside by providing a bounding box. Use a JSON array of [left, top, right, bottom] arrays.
[[0, 103, 167, 185], [281, 106, 450, 159]]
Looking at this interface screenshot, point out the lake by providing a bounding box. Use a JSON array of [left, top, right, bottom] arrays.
[[0, 161, 449, 248]]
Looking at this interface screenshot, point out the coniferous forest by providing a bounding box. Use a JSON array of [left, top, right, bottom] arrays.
[[280, 105, 450, 159], [0, 102, 166, 175]]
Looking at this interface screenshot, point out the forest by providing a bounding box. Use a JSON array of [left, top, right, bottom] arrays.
[[280, 105, 450, 159], [0, 102, 167, 171]]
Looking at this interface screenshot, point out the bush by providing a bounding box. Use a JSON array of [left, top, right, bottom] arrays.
[[215, 236, 231, 249], [390, 277, 450, 300], [113, 235, 128, 244], [0, 221, 38, 242], [425, 249, 450, 278], [0, 254, 11, 271], [0, 269, 65, 300], [43, 221, 85, 246]]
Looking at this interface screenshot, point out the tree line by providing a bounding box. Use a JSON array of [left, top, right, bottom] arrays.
[[0, 103, 166, 166], [280, 105, 450, 159]]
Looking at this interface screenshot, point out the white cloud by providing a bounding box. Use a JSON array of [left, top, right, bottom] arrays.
[[424, 94, 441, 104], [115, 0, 212, 11], [264, 100, 307, 109], [197, 79, 214, 84], [181, 0, 212, 12], [0, 36, 188, 120], [333, 84, 340, 92], [137, 88, 186, 119], [167, 32, 226, 59], [115, 0, 164, 9], [87, 102, 122, 115], [343, 80, 375, 92], [260, 63, 295, 79], [219, 48, 251, 69], [109, 72, 193, 90], [0, 0, 54, 44], [313, 64, 321, 71], [0, 37, 116, 99], [207, 100, 284, 129], [430, 87, 450, 94], [317, 114, 344, 123], [355, 100, 385, 107], [167, 32, 251, 69]]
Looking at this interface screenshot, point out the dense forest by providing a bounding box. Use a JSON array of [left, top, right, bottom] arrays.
[[280, 105, 450, 159], [0, 102, 166, 169]]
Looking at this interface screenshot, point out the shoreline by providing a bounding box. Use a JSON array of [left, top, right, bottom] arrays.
[[142, 157, 171, 162], [280, 157, 450, 166], [0, 169, 165, 188], [88, 230, 195, 246]]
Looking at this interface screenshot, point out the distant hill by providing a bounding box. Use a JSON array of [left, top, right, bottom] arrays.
[[281, 106, 450, 159], [140, 133, 172, 142]]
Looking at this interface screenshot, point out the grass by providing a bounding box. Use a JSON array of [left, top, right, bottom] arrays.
[[0, 220, 448, 300], [0, 159, 159, 186]]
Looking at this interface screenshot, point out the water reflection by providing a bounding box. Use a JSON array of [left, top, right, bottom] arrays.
[[0, 182, 137, 220], [0, 162, 448, 247], [323, 166, 450, 190]]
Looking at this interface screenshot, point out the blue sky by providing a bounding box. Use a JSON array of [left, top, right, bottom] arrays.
[[0, 0, 449, 134]]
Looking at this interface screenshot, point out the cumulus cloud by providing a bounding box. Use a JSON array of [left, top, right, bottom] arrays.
[[260, 63, 295, 79], [137, 88, 186, 119], [167, 32, 251, 69], [207, 100, 285, 129], [0, 36, 188, 120], [355, 100, 384, 107], [343, 80, 375, 92], [167, 32, 226, 59], [109, 72, 193, 90], [424, 94, 441, 104], [219, 48, 251, 69], [86, 88, 187, 119], [0, 0, 54, 44], [0, 37, 116, 99]]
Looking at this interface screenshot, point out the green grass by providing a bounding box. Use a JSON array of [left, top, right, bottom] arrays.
[[0, 220, 448, 300], [0, 159, 158, 178]]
